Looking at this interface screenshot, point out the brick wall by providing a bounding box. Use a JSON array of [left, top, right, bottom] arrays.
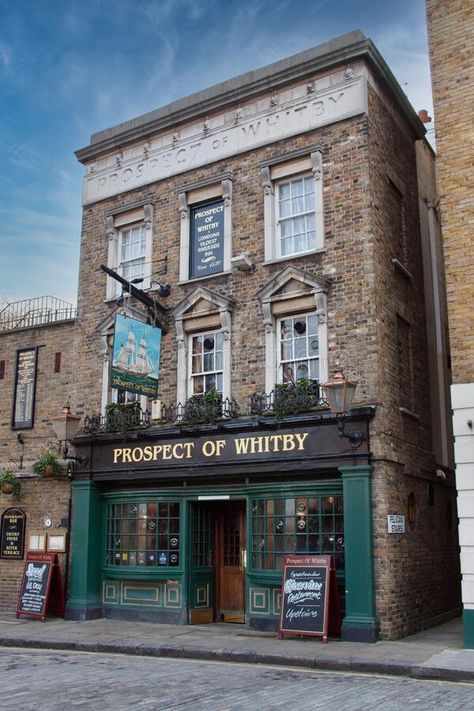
[[426, 0, 474, 384], [427, 0, 474, 644], [74, 115, 377, 414], [0, 320, 76, 472], [0, 477, 71, 612]]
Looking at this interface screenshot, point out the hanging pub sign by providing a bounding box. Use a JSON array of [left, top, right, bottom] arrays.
[[278, 554, 339, 642], [17, 552, 65, 622], [189, 199, 224, 278], [12, 347, 38, 429], [111, 314, 162, 398], [0, 508, 26, 559]]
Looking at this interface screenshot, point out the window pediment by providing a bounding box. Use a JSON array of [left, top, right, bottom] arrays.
[[173, 286, 233, 343], [257, 266, 330, 325]]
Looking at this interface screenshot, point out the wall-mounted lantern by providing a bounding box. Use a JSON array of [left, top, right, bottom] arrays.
[[322, 364, 366, 450], [51, 402, 88, 467]]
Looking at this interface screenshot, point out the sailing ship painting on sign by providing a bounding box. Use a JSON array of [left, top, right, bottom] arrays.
[[111, 314, 162, 397]]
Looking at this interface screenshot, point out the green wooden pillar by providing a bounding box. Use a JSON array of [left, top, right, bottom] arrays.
[[65, 480, 103, 621], [339, 465, 378, 642], [463, 610, 474, 648]]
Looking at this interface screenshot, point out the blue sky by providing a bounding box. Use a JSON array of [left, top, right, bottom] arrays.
[[0, 0, 432, 306]]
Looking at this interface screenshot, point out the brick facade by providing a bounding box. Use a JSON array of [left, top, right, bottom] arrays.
[[0, 318, 75, 612], [427, 0, 474, 386], [0, 478, 71, 612], [426, 0, 474, 646], [0, 319, 76, 470], [70, 33, 460, 639], [0, 32, 454, 639]]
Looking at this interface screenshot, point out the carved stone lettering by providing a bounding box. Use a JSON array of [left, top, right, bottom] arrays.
[[82, 77, 365, 204]]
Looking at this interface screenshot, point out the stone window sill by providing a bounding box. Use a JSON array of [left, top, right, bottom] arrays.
[[399, 406, 420, 420], [392, 258, 413, 281]]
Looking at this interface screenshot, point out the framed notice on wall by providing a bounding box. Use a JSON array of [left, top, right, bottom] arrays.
[[47, 533, 67, 553], [189, 199, 224, 278], [0, 508, 26, 559], [28, 534, 46, 552], [12, 347, 38, 429]]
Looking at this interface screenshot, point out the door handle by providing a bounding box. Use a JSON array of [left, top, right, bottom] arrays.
[[240, 549, 247, 568]]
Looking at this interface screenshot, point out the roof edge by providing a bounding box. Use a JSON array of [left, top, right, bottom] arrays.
[[76, 30, 424, 163]]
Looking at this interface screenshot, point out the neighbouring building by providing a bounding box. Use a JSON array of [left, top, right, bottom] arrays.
[[65, 30, 459, 640], [0, 297, 76, 610], [426, 0, 474, 647]]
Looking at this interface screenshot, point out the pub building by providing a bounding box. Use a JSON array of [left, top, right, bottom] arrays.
[[66, 31, 460, 641]]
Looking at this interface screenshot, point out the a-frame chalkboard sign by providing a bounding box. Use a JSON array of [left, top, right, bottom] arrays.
[[278, 554, 340, 642], [16, 552, 65, 622]]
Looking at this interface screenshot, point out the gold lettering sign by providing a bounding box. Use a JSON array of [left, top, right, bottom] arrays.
[[112, 432, 309, 465]]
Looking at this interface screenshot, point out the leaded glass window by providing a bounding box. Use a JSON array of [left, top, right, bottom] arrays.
[[105, 501, 180, 567], [279, 314, 319, 383], [190, 331, 224, 395], [250, 495, 344, 573]]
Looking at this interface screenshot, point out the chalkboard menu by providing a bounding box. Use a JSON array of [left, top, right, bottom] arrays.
[[189, 199, 224, 278], [0, 508, 25, 559], [17, 552, 56, 621], [278, 555, 331, 641], [12, 347, 38, 429]]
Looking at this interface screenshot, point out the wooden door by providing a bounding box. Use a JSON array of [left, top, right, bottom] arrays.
[[215, 501, 246, 623], [188, 503, 214, 624]]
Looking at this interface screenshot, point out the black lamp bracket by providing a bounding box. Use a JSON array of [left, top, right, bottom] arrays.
[[63, 443, 88, 468], [336, 415, 366, 450]]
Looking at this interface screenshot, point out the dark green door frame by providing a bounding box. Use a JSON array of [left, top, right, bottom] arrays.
[[339, 465, 378, 641], [65, 480, 103, 621]]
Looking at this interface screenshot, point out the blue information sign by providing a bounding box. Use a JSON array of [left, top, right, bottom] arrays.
[[190, 199, 224, 278]]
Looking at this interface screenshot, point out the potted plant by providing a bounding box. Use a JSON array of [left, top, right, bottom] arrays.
[[273, 378, 320, 418], [0, 468, 21, 497], [105, 401, 141, 432], [184, 388, 223, 424], [32, 450, 63, 478]]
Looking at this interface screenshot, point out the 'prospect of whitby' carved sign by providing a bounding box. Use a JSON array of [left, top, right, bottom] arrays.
[[82, 75, 365, 204]]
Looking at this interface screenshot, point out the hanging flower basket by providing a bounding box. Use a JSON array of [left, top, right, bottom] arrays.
[[0, 469, 21, 497]]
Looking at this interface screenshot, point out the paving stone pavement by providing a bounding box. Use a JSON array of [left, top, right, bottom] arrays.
[[0, 614, 473, 685], [1, 648, 474, 710]]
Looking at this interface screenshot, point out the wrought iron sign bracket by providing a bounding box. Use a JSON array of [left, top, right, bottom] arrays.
[[100, 265, 169, 332]]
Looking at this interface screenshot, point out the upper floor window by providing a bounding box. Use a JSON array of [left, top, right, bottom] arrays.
[[118, 224, 147, 282], [105, 202, 153, 299], [257, 266, 329, 395], [261, 149, 323, 263], [278, 313, 319, 383], [174, 286, 233, 406], [190, 331, 224, 395], [277, 176, 316, 258]]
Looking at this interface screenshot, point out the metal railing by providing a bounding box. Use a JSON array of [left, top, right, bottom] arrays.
[[0, 296, 77, 331], [163, 396, 240, 425], [250, 380, 326, 417], [82, 403, 151, 434], [80, 383, 327, 435]]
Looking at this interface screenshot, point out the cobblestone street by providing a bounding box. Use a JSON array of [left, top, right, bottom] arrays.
[[0, 648, 473, 710]]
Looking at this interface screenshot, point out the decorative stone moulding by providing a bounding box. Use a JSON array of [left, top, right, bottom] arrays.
[[231, 253, 254, 272]]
